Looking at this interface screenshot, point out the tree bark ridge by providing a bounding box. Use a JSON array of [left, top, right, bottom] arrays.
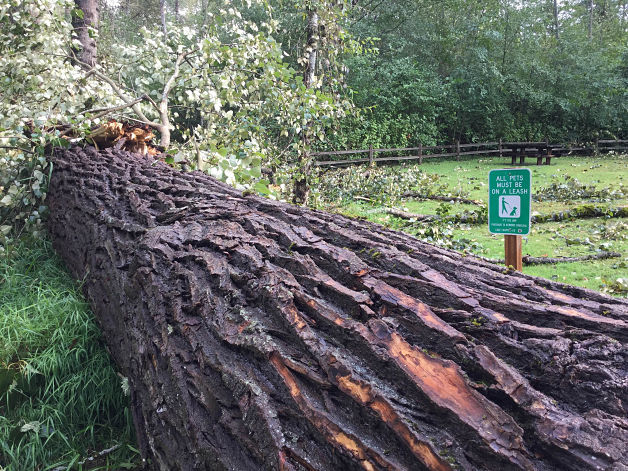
[[47, 146, 628, 471]]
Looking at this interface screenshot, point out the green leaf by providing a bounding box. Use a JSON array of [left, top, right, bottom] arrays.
[[249, 166, 262, 178], [254, 181, 270, 195]]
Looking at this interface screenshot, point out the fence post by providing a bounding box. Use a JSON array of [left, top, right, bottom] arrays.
[[368, 144, 374, 167], [418, 142, 423, 165], [456, 140, 460, 161], [499, 138, 503, 157], [594, 137, 599, 155]]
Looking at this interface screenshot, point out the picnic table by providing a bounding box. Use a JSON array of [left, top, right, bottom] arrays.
[[502, 141, 552, 165]]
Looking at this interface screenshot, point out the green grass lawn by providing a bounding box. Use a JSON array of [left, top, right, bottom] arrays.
[[414, 153, 626, 193], [0, 238, 139, 471], [316, 154, 628, 295]]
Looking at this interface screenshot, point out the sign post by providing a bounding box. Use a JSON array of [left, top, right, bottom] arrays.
[[504, 234, 523, 271], [488, 168, 532, 271]]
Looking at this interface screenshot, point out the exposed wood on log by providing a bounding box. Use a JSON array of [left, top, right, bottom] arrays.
[[478, 251, 622, 266], [48, 146, 628, 471], [89, 121, 160, 156]]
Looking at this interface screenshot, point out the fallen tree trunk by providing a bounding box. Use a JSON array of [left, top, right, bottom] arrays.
[[531, 205, 627, 223], [47, 146, 628, 471], [401, 192, 485, 206], [478, 251, 622, 266], [384, 208, 484, 224], [387, 206, 627, 226], [385, 208, 437, 221]]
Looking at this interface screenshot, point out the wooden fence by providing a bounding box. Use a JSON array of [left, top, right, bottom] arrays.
[[312, 138, 628, 167]]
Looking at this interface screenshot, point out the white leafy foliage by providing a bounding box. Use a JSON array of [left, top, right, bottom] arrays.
[[0, 0, 349, 249], [0, 0, 117, 248], [104, 6, 348, 192], [0, 0, 116, 129]]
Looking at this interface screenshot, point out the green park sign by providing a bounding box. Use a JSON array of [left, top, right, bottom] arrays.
[[488, 168, 531, 235]]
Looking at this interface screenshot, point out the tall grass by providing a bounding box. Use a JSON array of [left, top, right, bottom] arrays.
[[0, 237, 138, 470]]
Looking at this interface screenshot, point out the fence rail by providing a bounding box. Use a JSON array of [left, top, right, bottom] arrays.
[[312, 138, 627, 167]]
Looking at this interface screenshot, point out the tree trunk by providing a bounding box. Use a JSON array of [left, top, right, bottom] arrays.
[[501, 4, 510, 74], [479, 251, 621, 266], [304, 9, 319, 90], [589, 0, 594, 39], [160, 0, 168, 37], [293, 8, 319, 205], [72, 0, 99, 67], [401, 193, 484, 206], [47, 146, 628, 471], [531, 205, 627, 223], [552, 0, 560, 40], [200, 0, 209, 28]]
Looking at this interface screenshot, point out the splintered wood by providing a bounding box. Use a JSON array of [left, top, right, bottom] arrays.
[[48, 146, 628, 471], [89, 120, 159, 156]]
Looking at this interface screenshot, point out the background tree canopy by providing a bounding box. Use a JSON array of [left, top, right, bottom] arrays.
[[334, 0, 628, 148]]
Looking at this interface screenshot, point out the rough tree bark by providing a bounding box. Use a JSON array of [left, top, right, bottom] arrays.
[[47, 147, 628, 471], [72, 0, 99, 67]]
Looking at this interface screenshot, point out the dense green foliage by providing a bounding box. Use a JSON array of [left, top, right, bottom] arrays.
[[0, 238, 137, 470], [329, 0, 628, 148]]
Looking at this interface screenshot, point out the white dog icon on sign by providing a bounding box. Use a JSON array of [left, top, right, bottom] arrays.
[[499, 195, 520, 218]]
